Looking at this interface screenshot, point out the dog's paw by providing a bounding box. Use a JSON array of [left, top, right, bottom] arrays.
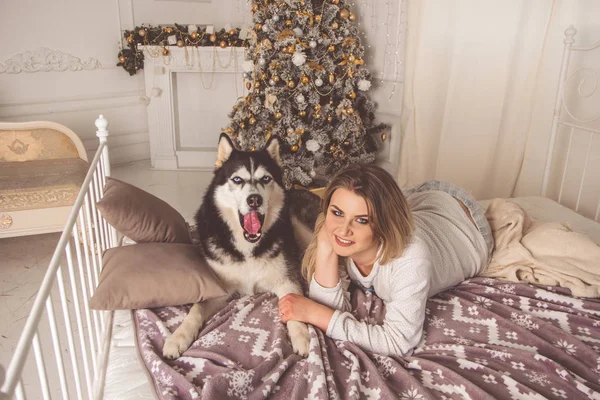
[[162, 332, 194, 359], [287, 321, 310, 357]]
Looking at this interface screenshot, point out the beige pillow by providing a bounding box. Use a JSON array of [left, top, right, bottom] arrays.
[[90, 243, 227, 310], [97, 177, 191, 244]]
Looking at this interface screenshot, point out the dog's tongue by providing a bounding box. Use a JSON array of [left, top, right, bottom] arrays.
[[243, 211, 261, 235]]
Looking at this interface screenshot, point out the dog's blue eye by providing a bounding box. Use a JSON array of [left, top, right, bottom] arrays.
[[231, 177, 243, 184], [261, 176, 272, 184]]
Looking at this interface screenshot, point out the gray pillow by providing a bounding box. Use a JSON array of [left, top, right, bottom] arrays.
[[97, 177, 191, 244], [90, 243, 227, 310]]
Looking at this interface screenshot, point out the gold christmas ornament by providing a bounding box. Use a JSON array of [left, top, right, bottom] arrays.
[[256, 23, 263, 31], [331, 22, 339, 30], [349, 13, 356, 21], [328, 45, 335, 52], [260, 72, 268, 80], [138, 29, 146, 37], [162, 47, 170, 56], [348, 91, 356, 99], [246, 82, 252, 90], [126, 35, 134, 44], [282, 47, 288, 54], [249, 117, 257, 125], [346, 107, 354, 114], [339, 9, 349, 19], [314, 104, 321, 111], [210, 34, 217, 42], [220, 41, 227, 48], [240, 122, 246, 129], [299, 110, 306, 117], [285, 20, 292, 27], [348, 55, 356, 62], [329, 144, 336, 152], [291, 144, 299, 152], [250, 146, 256, 151], [313, 113, 321, 119], [381, 132, 388, 142], [177, 40, 184, 47], [327, 115, 333, 123], [331, 0, 339, 4], [301, 76, 309, 84], [315, 15, 322, 23], [273, 75, 280, 82], [191, 31, 198, 39], [119, 55, 126, 63], [229, 29, 237, 36], [166, 27, 173, 33], [275, 112, 283, 119], [287, 80, 295, 89]]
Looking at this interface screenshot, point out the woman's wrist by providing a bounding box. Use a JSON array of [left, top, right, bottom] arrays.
[[313, 250, 340, 288], [306, 301, 335, 332]]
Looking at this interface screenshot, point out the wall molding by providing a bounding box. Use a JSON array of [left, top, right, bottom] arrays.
[[0, 47, 102, 74], [0, 91, 145, 118]]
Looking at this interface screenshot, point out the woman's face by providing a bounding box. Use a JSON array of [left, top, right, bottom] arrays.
[[324, 188, 379, 262]]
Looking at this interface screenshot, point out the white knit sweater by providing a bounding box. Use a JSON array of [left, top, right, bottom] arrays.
[[308, 190, 488, 356]]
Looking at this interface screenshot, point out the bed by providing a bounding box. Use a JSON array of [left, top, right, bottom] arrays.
[[1, 26, 599, 399]]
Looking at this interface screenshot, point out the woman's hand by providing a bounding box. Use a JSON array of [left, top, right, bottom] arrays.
[[316, 223, 335, 257], [278, 294, 334, 332]]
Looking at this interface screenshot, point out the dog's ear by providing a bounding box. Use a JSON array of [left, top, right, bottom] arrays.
[[265, 135, 281, 166], [215, 133, 235, 168]]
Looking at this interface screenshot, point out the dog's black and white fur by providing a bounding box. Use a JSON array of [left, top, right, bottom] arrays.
[[162, 134, 311, 359]]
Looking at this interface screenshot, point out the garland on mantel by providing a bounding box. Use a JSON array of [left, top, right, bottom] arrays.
[[117, 24, 249, 76]]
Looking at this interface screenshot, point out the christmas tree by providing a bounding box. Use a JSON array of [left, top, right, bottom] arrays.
[[223, 0, 386, 188]]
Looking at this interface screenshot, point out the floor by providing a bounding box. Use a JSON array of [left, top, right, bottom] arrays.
[[0, 160, 212, 395]]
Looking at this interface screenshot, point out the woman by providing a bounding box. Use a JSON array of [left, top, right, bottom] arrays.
[[278, 164, 493, 356]]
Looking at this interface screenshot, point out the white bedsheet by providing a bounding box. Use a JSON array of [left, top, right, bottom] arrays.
[[479, 196, 600, 245], [101, 196, 598, 399], [103, 310, 155, 400]]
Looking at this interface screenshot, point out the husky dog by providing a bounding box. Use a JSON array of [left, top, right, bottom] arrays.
[[162, 133, 314, 359]]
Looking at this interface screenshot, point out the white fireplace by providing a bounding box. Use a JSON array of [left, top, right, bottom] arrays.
[[142, 46, 247, 169]]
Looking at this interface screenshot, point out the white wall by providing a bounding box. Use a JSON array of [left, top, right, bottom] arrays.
[[0, 0, 405, 168]]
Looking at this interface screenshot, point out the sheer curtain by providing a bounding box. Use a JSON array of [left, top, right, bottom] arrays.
[[397, 0, 557, 200]]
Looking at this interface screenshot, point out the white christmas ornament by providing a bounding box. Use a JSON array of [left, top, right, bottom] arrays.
[[272, 15, 280, 22], [315, 78, 323, 87], [292, 51, 306, 66], [293, 27, 303, 37], [358, 79, 372, 91], [306, 140, 320, 152], [269, 79, 276, 86], [309, 40, 317, 48], [258, 58, 266, 66], [262, 25, 269, 33], [296, 94, 305, 103], [243, 60, 254, 72]]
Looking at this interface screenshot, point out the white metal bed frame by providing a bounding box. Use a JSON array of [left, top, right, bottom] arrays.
[[0, 27, 599, 399], [0, 115, 117, 400], [542, 26, 600, 222]]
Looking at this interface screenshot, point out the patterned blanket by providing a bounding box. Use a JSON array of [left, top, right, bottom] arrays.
[[134, 278, 600, 399]]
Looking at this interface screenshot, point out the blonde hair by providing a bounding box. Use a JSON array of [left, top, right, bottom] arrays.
[[301, 164, 414, 282]]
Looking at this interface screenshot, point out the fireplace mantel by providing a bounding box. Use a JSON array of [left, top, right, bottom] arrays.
[[142, 46, 247, 169]]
